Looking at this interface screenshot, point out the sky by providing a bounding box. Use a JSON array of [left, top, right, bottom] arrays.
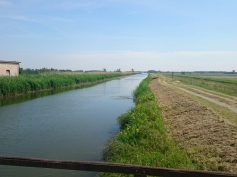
[[0, 0, 237, 71]]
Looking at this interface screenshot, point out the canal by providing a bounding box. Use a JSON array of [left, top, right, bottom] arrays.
[[0, 74, 146, 177]]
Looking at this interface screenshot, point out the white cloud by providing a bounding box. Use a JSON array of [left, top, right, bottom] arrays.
[[67, 50, 237, 60], [24, 50, 237, 71], [1, 15, 37, 22]]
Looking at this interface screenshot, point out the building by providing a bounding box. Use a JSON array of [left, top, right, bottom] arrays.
[[0, 60, 21, 76]]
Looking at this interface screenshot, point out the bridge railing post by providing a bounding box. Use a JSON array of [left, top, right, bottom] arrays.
[[0, 156, 236, 177], [134, 174, 146, 177]]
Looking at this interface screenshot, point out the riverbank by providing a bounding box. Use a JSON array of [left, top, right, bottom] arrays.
[[0, 77, 124, 106], [103, 76, 197, 177], [0, 72, 132, 100]]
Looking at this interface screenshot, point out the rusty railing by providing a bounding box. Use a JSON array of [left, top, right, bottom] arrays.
[[0, 156, 236, 177]]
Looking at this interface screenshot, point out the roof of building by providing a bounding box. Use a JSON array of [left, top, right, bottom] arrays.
[[0, 60, 21, 64]]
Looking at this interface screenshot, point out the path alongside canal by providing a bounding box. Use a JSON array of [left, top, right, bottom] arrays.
[[150, 77, 237, 172]]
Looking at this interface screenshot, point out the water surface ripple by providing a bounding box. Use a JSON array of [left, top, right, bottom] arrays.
[[0, 74, 146, 177]]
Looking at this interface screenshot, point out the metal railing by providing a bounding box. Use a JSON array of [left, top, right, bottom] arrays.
[[0, 156, 236, 177]]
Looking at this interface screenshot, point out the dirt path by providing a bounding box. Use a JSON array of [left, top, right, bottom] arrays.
[[170, 82, 237, 114], [150, 77, 237, 172]]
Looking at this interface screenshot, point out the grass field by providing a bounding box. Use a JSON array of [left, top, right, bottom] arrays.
[[0, 72, 125, 98], [168, 75, 237, 96], [103, 77, 198, 177]]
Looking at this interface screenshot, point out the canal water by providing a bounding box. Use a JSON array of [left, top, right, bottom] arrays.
[[0, 74, 146, 177]]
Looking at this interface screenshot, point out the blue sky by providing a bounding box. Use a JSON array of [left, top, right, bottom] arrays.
[[0, 0, 237, 71]]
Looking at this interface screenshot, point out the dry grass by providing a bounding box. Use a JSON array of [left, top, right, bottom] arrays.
[[150, 78, 237, 172]]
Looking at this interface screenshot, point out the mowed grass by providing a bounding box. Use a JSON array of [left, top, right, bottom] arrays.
[[103, 77, 198, 177], [171, 75, 237, 96], [0, 72, 123, 97]]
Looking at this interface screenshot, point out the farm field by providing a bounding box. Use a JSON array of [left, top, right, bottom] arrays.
[[150, 75, 237, 172], [160, 74, 237, 124], [165, 74, 237, 96]]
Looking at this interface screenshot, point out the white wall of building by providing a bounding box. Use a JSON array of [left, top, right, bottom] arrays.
[[0, 63, 20, 76]]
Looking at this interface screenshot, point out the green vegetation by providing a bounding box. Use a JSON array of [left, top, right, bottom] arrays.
[[0, 73, 123, 98], [103, 77, 198, 177], [170, 75, 237, 96]]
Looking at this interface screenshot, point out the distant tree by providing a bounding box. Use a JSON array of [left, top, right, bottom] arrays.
[[233, 70, 236, 73], [116, 68, 121, 72], [147, 70, 157, 73], [20, 68, 74, 75], [74, 70, 84, 72], [19, 67, 23, 74], [131, 68, 134, 72], [21, 68, 40, 74], [103, 68, 107, 72]]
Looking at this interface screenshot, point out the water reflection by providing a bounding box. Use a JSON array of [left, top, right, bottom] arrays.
[[0, 74, 147, 177]]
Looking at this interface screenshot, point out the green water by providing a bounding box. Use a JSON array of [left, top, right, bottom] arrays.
[[0, 74, 147, 177]]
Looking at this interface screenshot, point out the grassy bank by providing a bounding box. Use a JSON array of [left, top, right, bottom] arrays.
[[103, 77, 197, 177], [170, 75, 237, 96], [0, 72, 125, 98]]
